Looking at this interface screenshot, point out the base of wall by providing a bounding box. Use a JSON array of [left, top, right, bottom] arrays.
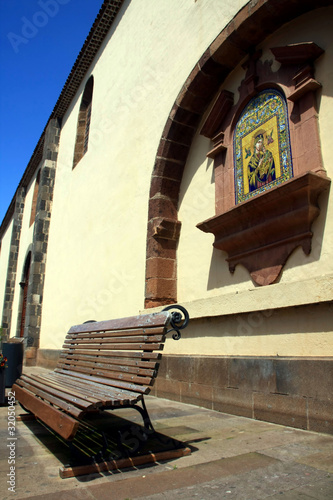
[[36, 349, 61, 369], [35, 349, 333, 434], [151, 355, 333, 435], [24, 347, 38, 367]]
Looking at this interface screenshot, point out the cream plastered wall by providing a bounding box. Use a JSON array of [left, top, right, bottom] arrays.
[[39, 0, 246, 349], [261, 8, 333, 283], [9, 173, 37, 337], [163, 302, 333, 357], [172, 8, 333, 356], [178, 8, 333, 300], [0, 219, 14, 316]]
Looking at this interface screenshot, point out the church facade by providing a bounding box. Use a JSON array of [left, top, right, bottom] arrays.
[[1, 0, 332, 433]]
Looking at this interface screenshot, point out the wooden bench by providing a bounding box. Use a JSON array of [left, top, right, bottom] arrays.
[[13, 306, 189, 454]]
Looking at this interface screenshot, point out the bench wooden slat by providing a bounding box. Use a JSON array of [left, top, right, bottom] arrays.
[[15, 378, 86, 417], [45, 376, 123, 403], [21, 374, 102, 407], [58, 353, 157, 375], [30, 373, 130, 406], [55, 363, 154, 386], [46, 372, 142, 404], [66, 326, 165, 339], [13, 384, 80, 440], [62, 342, 163, 351], [60, 348, 161, 360], [57, 361, 156, 378], [53, 369, 150, 394], [18, 374, 99, 408], [68, 311, 170, 335], [63, 335, 165, 345]]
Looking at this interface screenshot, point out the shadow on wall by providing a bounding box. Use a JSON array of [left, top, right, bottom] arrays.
[[182, 301, 333, 340]]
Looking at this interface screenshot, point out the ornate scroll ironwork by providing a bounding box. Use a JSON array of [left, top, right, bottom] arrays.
[[162, 305, 189, 340]]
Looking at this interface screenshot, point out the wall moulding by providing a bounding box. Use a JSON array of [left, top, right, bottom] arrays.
[[197, 171, 331, 286]]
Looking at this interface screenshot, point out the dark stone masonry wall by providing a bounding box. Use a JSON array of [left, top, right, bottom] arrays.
[[1, 188, 25, 338], [35, 348, 333, 435], [24, 118, 61, 366], [152, 355, 333, 435]]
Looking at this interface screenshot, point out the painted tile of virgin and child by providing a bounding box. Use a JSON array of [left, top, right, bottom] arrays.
[[234, 89, 293, 204]]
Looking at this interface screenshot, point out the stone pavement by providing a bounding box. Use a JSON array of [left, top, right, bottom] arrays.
[[0, 368, 332, 500]]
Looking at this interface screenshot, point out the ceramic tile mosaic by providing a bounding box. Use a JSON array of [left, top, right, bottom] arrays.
[[234, 89, 293, 204]]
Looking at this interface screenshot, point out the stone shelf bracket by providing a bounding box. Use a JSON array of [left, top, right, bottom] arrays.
[[197, 172, 330, 286]]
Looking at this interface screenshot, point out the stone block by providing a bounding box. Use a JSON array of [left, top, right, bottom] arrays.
[[149, 175, 181, 201], [228, 357, 277, 393], [275, 359, 333, 400], [166, 355, 196, 383], [213, 387, 253, 418], [152, 158, 185, 181], [185, 64, 220, 100], [145, 278, 176, 301], [180, 381, 213, 410], [308, 398, 333, 434], [157, 138, 189, 163], [154, 377, 181, 402], [36, 349, 61, 370], [254, 392, 307, 430], [162, 118, 195, 146], [196, 356, 228, 389], [146, 257, 176, 280], [175, 86, 207, 115], [146, 227, 177, 259], [148, 196, 178, 220], [24, 347, 37, 366], [156, 356, 168, 378], [169, 103, 201, 128]]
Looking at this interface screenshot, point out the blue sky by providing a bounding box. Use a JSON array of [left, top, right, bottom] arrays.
[[0, 0, 103, 224]]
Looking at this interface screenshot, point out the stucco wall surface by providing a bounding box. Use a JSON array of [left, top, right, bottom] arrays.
[[174, 8, 333, 357], [178, 8, 333, 303], [0, 219, 13, 314], [171, 9, 333, 357], [34, 2, 332, 358], [40, 0, 246, 349]]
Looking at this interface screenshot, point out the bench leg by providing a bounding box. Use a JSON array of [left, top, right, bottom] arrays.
[[115, 398, 178, 457], [134, 397, 155, 434], [65, 398, 180, 464], [111, 398, 155, 457]]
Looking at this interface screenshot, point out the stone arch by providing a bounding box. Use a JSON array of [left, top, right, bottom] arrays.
[[145, 0, 330, 308]]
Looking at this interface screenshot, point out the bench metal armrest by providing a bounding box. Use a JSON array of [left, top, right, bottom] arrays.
[[162, 305, 189, 340]]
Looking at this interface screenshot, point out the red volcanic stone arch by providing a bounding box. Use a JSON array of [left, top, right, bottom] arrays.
[[144, 0, 330, 308]]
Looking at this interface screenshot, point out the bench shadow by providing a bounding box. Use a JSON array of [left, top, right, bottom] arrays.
[[19, 410, 197, 480]]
